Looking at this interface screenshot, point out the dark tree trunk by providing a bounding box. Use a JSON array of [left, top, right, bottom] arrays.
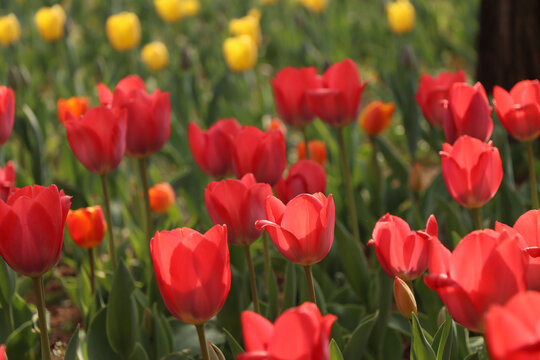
[[476, 0, 540, 92]]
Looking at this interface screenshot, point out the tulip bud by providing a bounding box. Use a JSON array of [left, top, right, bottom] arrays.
[[179, 0, 201, 17], [229, 13, 261, 46], [57, 96, 89, 123], [0, 14, 21, 46], [209, 343, 226, 360], [143, 307, 153, 336], [299, 0, 328, 13], [141, 41, 170, 72], [223, 35, 258, 73], [106, 12, 141, 51], [358, 100, 395, 136], [386, 0, 415, 34], [149, 183, 175, 213], [34, 5, 66, 42], [154, 0, 183, 22], [393, 276, 417, 318], [66, 206, 107, 249]]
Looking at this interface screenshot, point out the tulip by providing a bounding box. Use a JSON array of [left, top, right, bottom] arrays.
[[229, 13, 261, 46], [238, 302, 336, 360], [271, 66, 321, 128], [178, 0, 201, 17], [97, 75, 145, 106], [34, 5, 66, 42], [394, 276, 417, 318], [274, 160, 326, 204], [299, 0, 328, 13], [0, 86, 15, 146], [359, 100, 395, 136], [485, 291, 540, 360], [264, 117, 287, 136], [154, 0, 200, 22], [368, 214, 436, 281], [298, 140, 327, 166], [67, 206, 107, 249], [223, 35, 258, 73], [141, 41, 170, 72], [0, 161, 15, 202], [149, 183, 175, 213], [57, 96, 89, 123], [386, 0, 415, 34], [415, 70, 467, 128], [232, 126, 286, 186], [424, 228, 528, 332], [443, 82, 493, 144], [0, 14, 21, 46], [106, 12, 141, 51], [0, 344, 5, 360]]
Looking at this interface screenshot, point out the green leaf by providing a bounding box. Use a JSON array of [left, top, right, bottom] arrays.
[[87, 308, 118, 360], [411, 313, 436, 360], [434, 313, 455, 360], [64, 324, 80, 360], [282, 261, 297, 312], [222, 327, 244, 355], [343, 311, 379, 360], [152, 303, 173, 358], [6, 321, 39, 359], [330, 339, 344, 360], [129, 343, 149, 360], [266, 266, 279, 321], [0, 258, 16, 306]]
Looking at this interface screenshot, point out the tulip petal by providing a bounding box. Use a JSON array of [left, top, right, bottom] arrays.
[[241, 311, 274, 351]]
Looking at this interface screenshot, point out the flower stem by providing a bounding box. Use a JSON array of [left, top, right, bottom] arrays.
[[244, 245, 260, 313], [527, 141, 539, 209], [3, 302, 13, 335], [88, 248, 95, 294], [471, 207, 483, 230], [301, 127, 310, 159], [138, 157, 152, 242], [337, 127, 361, 244], [304, 265, 316, 304], [32, 276, 51, 360], [100, 174, 117, 271], [263, 234, 271, 289], [195, 324, 210, 360]]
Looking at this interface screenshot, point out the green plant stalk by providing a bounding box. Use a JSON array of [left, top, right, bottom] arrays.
[[100, 175, 117, 270], [138, 157, 153, 243], [32, 276, 51, 360], [337, 127, 361, 244], [88, 248, 95, 294], [263, 234, 272, 289], [195, 323, 210, 360], [2, 301, 13, 335], [471, 207, 483, 230], [244, 245, 260, 313], [527, 141, 539, 209], [369, 136, 382, 216], [304, 265, 316, 304], [301, 126, 310, 159]]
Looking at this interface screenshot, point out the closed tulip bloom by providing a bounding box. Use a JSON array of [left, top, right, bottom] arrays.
[[67, 206, 106, 249], [415, 70, 466, 128], [150, 225, 231, 324], [205, 173, 272, 246], [65, 106, 127, 175], [368, 214, 436, 281], [394, 276, 417, 318], [178, 0, 201, 17], [299, 0, 328, 13], [0, 185, 71, 277], [440, 135, 503, 209], [264, 117, 287, 136], [493, 80, 540, 142], [444, 82, 493, 144], [298, 140, 327, 166], [0, 86, 15, 146], [57, 96, 89, 123], [223, 35, 258, 73], [154, 0, 183, 22], [485, 291, 540, 360], [0, 14, 21, 46], [274, 160, 326, 204], [188, 118, 241, 178], [0, 161, 15, 202], [106, 12, 141, 51], [271, 66, 322, 128], [141, 41, 169, 72], [229, 13, 261, 46], [307, 59, 367, 127], [256, 193, 335, 266], [97, 74, 146, 106], [359, 100, 395, 136], [386, 0, 415, 34], [149, 182, 175, 213], [424, 228, 528, 333], [34, 5, 66, 42], [232, 126, 286, 186], [239, 302, 336, 360]]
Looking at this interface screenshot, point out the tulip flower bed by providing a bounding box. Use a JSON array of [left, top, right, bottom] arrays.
[[3, 0, 540, 360]]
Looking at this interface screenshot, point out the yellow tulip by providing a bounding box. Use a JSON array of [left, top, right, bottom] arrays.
[[299, 0, 328, 13], [178, 0, 201, 17], [0, 14, 21, 46], [223, 35, 257, 73], [34, 5, 66, 42], [106, 12, 141, 51], [229, 13, 261, 46], [386, 0, 415, 34], [141, 41, 170, 72], [154, 0, 200, 23]]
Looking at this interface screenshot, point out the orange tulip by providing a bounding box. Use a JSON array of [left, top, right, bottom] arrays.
[[66, 206, 107, 249], [297, 140, 327, 166], [359, 100, 395, 136], [57, 97, 89, 123], [149, 182, 175, 213]]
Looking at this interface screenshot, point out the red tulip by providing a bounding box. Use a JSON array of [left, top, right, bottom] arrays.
[[0, 161, 15, 202], [415, 70, 466, 128], [67, 206, 107, 249], [238, 302, 336, 360], [0, 185, 71, 277], [232, 126, 286, 186], [0, 86, 15, 146], [274, 159, 326, 204], [57, 96, 89, 123], [205, 173, 272, 246], [493, 79, 540, 142], [0, 344, 5, 360], [188, 118, 241, 178], [149, 182, 175, 213], [150, 225, 231, 325], [65, 106, 127, 175], [443, 82, 493, 144], [256, 193, 335, 266], [306, 59, 367, 127], [485, 291, 540, 360], [368, 214, 436, 281], [97, 75, 145, 106], [424, 228, 528, 332], [440, 135, 503, 209], [271, 66, 321, 128], [298, 140, 327, 166]]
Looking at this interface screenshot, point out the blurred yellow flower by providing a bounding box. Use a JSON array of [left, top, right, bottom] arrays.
[[300, 0, 328, 13], [154, 0, 200, 23], [141, 41, 170, 72], [0, 14, 21, 46], [106, 12, 141, 51], [223, 35, 257, 73], [179, 0, 201, 17], [34, 5, 66, 42], [229, 12, 261, 46], [261, 0, 278, 4], [386, 0, 415, 34]]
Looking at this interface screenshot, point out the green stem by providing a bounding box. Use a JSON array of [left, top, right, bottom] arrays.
[[195, 324, 210, 360], [32, 276, 51, 360], [304, 265, 316, 304], [337, 127, 361, 244], [138, 157, 152, 242], [471, 207, 483, 230], [244, 245, 260, 314], [527, 141, 539, 209], [263, 234, 271, 289], [100, 175, 117, 270], [301, 126, 310, 159], [370, 136, 382, 216], [2, 302, 13, 335], [88, 248, 95, 294]]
